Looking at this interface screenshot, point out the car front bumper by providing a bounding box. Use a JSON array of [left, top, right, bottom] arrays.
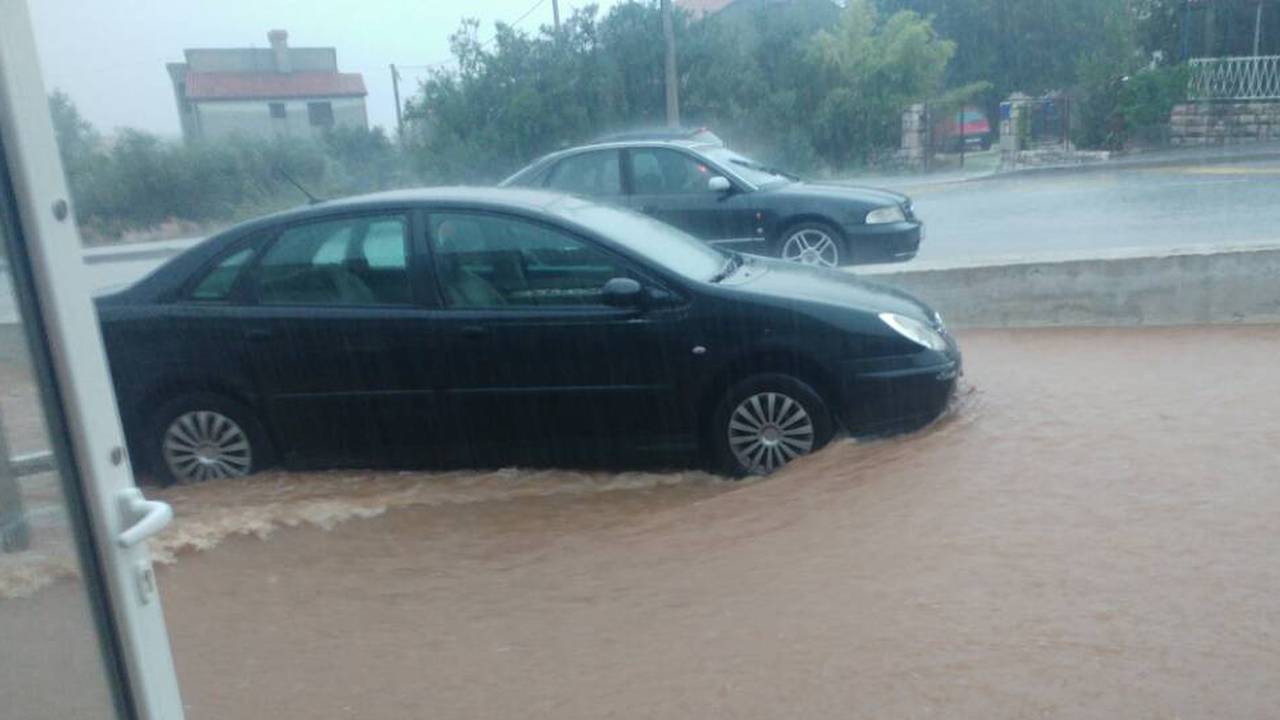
[[836, 344, 961, 435], [841, 220, 922, 265]]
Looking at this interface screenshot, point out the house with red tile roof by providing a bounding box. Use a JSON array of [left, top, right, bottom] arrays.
[[167, 30, 367, 143]]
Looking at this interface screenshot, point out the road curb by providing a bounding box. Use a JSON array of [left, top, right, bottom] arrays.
[[970, 145, 1280, 183]]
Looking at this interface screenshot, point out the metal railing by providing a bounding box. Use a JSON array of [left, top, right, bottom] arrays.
[[1, 399, 54, 552], [1189, 55, 1280, 100]]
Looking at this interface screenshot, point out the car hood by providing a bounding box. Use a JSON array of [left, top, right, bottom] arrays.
[[763, 181, 910, 208], [728, 258, 934, 321]]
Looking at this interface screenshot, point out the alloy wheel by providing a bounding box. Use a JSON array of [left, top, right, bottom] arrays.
[[727, 391, 815, 475], [162, 410, 253, 482], [781, 228, 839, 267]]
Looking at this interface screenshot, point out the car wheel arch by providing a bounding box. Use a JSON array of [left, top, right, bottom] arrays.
[[773, 215, 849, 261], [696, 347, 842, 447], [775, 214, 845, 242], [130, 378, 274, 458]]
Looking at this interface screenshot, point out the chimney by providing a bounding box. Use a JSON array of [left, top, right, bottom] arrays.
[[268, 29, 290, 73]]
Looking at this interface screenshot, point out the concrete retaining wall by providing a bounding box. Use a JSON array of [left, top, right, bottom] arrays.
[[1171, 101, 1280, 146], [863, 245, 1280, 328]]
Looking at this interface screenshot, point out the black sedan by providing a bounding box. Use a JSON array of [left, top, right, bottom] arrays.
[[95, 188, 959, 485], [500, 140, 922, 268]]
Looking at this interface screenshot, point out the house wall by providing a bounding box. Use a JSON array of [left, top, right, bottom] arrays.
[[166, 63, 198, 143], [184, 47, 337, 74], [191, 96, 367, 141]]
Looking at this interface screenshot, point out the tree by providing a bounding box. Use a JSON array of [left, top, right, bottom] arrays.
[[806, 1, 954, 164], [48, 90, 109, 222], [404, 0, 951, 177], [874, 0, 1145, 112]]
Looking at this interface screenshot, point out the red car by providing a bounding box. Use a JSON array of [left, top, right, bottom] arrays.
[[933, 106, 992, 152]]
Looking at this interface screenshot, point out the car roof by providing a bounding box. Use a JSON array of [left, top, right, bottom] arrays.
[[594, 126, 721, 141], [499, 139, 727, 187], [318, 186, 569, 212], [230, 186, 571, 227], [545, 138, 719, 157]]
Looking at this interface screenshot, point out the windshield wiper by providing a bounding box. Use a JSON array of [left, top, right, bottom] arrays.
[[709, 252, 744, 283]]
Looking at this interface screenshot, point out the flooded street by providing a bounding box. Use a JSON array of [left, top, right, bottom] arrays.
[[6, 326, 1280, 718]]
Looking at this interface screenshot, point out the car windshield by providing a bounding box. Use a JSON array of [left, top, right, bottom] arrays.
[[703, 147, 797, 186], [551, 199, 728, 281]]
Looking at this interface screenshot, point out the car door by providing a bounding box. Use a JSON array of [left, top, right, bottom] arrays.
[[238, 210, 453, 467], [424, 209, 697, 466], [624, 146, 761, 248]]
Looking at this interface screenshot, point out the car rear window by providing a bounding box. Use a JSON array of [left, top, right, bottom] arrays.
[[189, 246, 254, 301]]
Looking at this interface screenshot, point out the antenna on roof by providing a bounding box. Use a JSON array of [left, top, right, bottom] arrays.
[[276, 166, 322, 205]]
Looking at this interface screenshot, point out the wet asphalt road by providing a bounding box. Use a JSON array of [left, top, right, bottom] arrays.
[[878, 154, 1280, 266]]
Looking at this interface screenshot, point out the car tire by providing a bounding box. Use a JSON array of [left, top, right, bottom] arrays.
[[712, 374, 834, 478], [145, 393, 274, 486], [777, 221, 844, 268]]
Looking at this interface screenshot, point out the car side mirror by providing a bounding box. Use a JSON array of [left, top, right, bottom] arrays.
[[601, 277, 644, 308], [707, 176, 732, 193]]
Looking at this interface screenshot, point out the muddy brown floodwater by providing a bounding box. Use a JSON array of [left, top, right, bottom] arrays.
[[5, 326, 1280, 719]]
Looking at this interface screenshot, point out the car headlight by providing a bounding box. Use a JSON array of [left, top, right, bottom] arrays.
[[865, 205, 906, 224], [879, 312, 948, 351]]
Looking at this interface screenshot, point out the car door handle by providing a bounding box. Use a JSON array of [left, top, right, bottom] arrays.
[[116, 488, 173, 548], [641, 206, 659, 213], [245, 328, 273, 342], [459, 325, 487, 339]]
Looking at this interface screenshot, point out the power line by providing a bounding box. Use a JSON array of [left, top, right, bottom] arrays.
[[509, 0, 550, 30], [393, 0, 556, 80]]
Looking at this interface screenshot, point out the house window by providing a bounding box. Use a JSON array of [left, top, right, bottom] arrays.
[[269, 102, 286, 119], [307, 101, 334, 128]]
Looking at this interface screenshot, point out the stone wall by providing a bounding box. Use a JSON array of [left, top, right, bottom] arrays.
[[1170, 101, 1280, 146], [899, 103, 927, 169]]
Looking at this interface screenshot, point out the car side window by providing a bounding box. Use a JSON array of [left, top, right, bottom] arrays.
[[361, 219, 410, 269], [189, 246, 254, 301], [545, 151, 622, 197], [429, 212, 633, 309], [253, 214, 412, 306], [628, 148, 716, 195]]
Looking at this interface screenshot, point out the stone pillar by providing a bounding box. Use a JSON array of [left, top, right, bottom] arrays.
[[900, 103, 927, 170], [1000, 93, 1029, 170]]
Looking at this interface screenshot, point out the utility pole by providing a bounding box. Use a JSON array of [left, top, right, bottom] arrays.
[[661, 0, 681, 128], [390, 64, 404, 138], [1254, 1, 1264, 56], [552, 0, 561, 34]]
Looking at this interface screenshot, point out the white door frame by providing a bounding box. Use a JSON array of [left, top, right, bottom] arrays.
[[0, 1, 184, 717]]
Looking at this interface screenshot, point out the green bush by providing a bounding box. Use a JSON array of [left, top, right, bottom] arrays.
[[1073, 63, 1188, 150], [50, 89, 408, 240]]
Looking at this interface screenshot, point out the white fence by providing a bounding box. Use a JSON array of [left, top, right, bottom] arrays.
[[1189, 55, 1280, 100]]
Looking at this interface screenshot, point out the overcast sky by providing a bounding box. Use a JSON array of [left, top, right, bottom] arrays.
[[29, 0, 621, 137]]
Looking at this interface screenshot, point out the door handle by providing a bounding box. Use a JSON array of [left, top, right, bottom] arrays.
[[459, 325, 487, 339], [245, 328, 273, 342], [116, 488, 173, 548], [641, 206, 658, 213]]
